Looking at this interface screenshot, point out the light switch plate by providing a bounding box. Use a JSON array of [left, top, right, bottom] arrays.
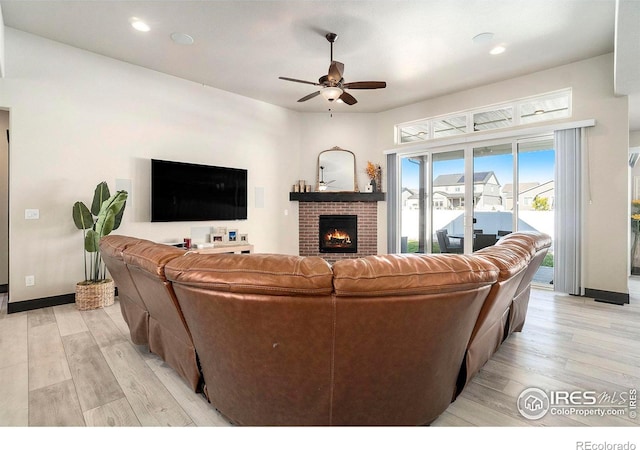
[[25, 209, 40, 220]]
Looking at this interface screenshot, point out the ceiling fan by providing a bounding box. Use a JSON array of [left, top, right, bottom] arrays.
[[318, 166, 336, 191], [279, 33, 387, 106]]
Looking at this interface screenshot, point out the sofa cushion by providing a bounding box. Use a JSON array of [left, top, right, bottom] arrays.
[[165, 253, 334, 296], [473, 244, 531, 281], [332, 253, 499, 297], [497, 231, 552, 255], [100, 235, 147, 256], [122, 241, 185, 279]]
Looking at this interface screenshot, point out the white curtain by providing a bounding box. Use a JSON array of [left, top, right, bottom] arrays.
[[554, 128, 585, 295], [386, 153, 398, 253]]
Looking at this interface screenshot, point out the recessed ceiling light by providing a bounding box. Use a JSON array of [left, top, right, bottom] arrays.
[[472, 32, 494, 44], [130, 18, 150, 32], [490, 45, 506, 55], [171, 32, 195, 45]]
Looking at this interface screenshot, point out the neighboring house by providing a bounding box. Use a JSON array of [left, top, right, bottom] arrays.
[[432, 172, 502, 210], [501, 181, 555, 211], [402, 187, 420, 210], [501, 182, 540, 210], [519, 180, 555, 211]]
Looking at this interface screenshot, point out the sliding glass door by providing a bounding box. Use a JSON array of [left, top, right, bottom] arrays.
[[517, 137, 555, 286], [472, 142, 514, 251], [400, 148, 466, 254], [398, 135, 555, 285], [432, 150, 466, 253]]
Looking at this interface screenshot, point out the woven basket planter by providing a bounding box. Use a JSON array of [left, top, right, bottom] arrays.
[[75, 279, 115, 311]]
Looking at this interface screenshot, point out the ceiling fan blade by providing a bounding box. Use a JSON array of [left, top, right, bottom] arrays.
[[297, 91, 321, 102], [279, 76, 320, 86], [339, 91, 357, 105], [328, 61, 344, 83], [343, 81, 387, 89]]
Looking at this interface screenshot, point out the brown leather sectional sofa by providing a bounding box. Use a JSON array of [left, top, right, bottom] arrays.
[[100, 231, 551, 426]]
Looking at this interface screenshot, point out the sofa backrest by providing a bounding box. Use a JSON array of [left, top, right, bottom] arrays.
[[122, 241, 201, 391], [458, 242, 531, 393], [497, 231, 552, 334], [100, 235, 148, 345], [330, 253, 498, 425], [165, 253, 335, 426]]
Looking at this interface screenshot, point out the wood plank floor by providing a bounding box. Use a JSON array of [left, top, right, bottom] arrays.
[[1, 283, 639, 430]]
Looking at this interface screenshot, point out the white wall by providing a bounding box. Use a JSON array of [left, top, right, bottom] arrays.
[[0, 109, 7, 286], [0, 5, 5, 78], [374, 53, 629, 295], [0, 28, 301, 304]]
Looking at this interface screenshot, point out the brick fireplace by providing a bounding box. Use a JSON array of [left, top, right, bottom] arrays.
[[292, 192, 383, 263]]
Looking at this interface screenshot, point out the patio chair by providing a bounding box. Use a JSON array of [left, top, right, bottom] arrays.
[[473, 233, 497, 252], [436, 229, 463, 254]]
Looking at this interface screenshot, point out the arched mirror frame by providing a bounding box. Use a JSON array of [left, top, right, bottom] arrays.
[[317, 146, 357, 192]]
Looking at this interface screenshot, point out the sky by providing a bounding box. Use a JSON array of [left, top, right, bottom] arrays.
[[401, 147, 555, 190]]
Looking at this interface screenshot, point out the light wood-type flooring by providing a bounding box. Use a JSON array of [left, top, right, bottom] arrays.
[[1, 283, 639, 428]]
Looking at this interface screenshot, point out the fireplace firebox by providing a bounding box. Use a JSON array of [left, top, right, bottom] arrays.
[[319, 215, 357, 253]]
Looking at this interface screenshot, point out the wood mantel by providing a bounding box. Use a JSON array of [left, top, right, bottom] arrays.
[[289, 192, 385, 202]]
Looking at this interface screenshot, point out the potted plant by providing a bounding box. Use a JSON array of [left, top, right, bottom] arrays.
[[366, 161, 382, 192], [72, 181, 128, 310]]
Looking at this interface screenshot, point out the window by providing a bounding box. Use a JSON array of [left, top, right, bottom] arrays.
[[398, 121, 429, 144], [473, 107, 513, 131], [395, 89, 571, 145], [432, 115, 467, 138], [519, 91, 571, 125]]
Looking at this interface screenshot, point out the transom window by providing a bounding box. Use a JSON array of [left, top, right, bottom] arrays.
[[395, 89, 571, 144]]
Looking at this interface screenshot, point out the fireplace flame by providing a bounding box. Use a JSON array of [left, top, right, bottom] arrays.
[[324, 228, 352, 245]]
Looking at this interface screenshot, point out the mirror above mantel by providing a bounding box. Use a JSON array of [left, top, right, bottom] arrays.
[[317, 147, 357, 192]]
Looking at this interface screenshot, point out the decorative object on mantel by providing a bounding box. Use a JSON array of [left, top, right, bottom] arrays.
[[317, 147, 357, 192], [631, 200, 640, 275], [292, 180, 313, 192], [366, 161, 382, 193], [72, 181, 128, 310]]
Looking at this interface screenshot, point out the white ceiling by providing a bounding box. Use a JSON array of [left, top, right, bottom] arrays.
[[2, 0, 636, 126]]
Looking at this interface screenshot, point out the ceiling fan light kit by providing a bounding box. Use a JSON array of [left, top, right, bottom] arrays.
[[321, 86, 343, 101], [279, 32, 387, 107]]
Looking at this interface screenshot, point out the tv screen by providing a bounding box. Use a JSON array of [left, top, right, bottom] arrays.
[[151, 159, 247, 222]]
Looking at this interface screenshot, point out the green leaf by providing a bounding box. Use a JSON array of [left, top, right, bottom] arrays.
[[94, 191, 128, 239], [112, 193, 127, 230], [85, 229, 99, 252], [72, 202, 93, 230], [91, 182, 110, 216]]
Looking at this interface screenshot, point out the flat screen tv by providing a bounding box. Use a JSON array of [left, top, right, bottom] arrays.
[[151, 159, 247, 222]]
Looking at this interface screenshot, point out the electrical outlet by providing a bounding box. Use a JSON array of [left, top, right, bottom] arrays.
[[25, 275, 35, 287]]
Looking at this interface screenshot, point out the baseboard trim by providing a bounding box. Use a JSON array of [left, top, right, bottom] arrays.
[[8, 293, 75, 313], [585, 288, 629, 305], [0, 284, 7, 293]]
